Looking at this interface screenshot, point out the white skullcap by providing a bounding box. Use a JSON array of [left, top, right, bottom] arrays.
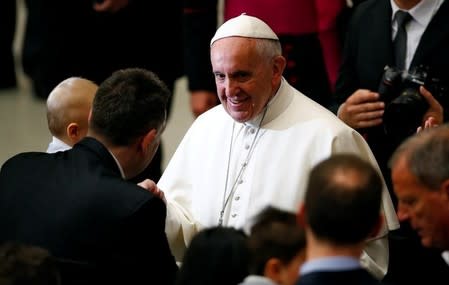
[[210, 13, 279, 46]]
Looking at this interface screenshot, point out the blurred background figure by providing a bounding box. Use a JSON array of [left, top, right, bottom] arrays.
[[0, 0, 17, 90], [22, 0, 183, 102], [176, 226, 250, 285], [45, 77, 98, 153]]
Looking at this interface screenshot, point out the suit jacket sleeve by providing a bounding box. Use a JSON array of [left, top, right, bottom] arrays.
[[119, 196, 178, 285]]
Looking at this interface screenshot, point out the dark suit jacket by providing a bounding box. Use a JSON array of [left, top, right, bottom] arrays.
[[297, 269, 383, 285], [0, 137, 178, 285]]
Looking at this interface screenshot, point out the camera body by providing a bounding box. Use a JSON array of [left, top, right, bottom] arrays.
[[377, 65, 447, 142]]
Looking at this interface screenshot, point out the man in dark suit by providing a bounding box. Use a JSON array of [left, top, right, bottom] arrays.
[[334, 1, 449, 284], [0, 68, 178, 285], [296, 154, 385, 285]]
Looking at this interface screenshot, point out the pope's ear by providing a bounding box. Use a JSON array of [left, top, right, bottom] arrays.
[[273, 55, 286, 78]]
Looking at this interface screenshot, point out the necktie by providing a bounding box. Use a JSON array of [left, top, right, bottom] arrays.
[[393, 10, 412, 70]]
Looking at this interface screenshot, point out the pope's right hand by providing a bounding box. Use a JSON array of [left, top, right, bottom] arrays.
[[137, 179, 166, 204]]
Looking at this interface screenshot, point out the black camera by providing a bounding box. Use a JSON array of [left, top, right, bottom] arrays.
[[377, 65, 447, 142]]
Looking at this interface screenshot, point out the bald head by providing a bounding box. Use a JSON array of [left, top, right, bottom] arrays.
[[304, 154, 383, 244], [46, 77, 98, 146]]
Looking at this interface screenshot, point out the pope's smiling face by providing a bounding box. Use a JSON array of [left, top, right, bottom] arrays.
[[210, 37, 282, 123]]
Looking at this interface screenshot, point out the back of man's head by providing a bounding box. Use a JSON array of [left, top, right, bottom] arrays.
[[89, 68, 170, 146], [176, 226, 249, 285], [46, 77, 97, 146], [248, 206, 306, 276], [304, 154, 383, 245]]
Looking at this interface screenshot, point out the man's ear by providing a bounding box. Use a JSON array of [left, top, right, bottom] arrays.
[[66, 123, 80, 145], [264, 258, 282, 284], [139, 128, 158, 154], [440, 179, 449, 203], [297, 203, 307, 227]]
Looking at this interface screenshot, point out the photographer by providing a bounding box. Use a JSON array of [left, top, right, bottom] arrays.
[[334, 0, 449, 285]]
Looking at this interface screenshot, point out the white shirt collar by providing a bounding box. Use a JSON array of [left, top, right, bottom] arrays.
[[390, 0, 444, 27], [46, 136, 71, 153], [241, 275, 277, 285], [442, 251, 449, 266], [108, 150, 126, 179]]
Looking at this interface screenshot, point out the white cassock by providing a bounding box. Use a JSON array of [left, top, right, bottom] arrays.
[[158, 78, 399, 279]]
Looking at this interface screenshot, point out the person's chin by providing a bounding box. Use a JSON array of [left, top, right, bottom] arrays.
[[226, 107, 251, 122], [229, 111, 251, 122]]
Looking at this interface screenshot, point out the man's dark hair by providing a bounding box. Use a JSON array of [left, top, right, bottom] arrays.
[[90, 68, 170, 146], [305, 153, 383, 245], [248, 206, 306, 275], [176, 226, 249, 285]]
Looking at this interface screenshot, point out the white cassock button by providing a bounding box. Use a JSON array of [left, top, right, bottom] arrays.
[[238, 180, 243, 184], [250, 128, 255, 134], [235, 196, 240, 201], [245, 144, 250, 150], [231, 213, 237, 218]]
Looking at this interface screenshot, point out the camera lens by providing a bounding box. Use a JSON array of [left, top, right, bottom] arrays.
[[383, 88, 428, 143]]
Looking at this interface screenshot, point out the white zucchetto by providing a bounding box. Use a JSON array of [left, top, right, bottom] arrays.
[[210, 13, 279, 46]]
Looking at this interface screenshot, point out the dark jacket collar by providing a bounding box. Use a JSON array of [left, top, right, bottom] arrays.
[[74, 137, 122, 177]]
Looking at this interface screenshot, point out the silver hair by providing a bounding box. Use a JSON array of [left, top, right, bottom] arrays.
[[389, 124, 449, 189], [254, 38, 282, 59]]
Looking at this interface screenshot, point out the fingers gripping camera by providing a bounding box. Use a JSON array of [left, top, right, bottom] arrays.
[[377, 65, 447, 143]]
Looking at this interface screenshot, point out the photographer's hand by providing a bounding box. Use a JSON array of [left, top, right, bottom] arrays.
[[418, 86, 443, 132], [337, 89, 385, 129]]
